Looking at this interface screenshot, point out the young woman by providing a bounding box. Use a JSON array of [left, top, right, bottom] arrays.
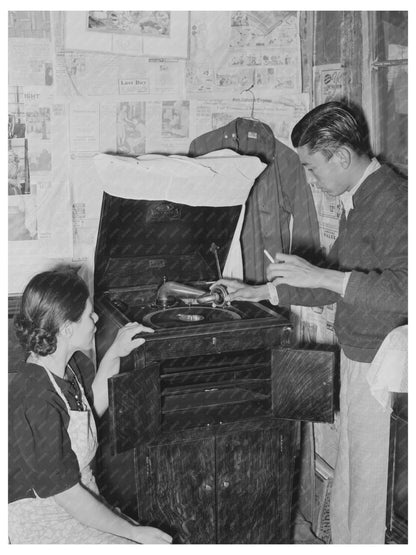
[[9, 268, 172, 544]]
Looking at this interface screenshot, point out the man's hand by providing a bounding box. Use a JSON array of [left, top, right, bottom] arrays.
[[266, 253, 325, 288], [266, 253, 345, 294], [211, 278, 269, 302]]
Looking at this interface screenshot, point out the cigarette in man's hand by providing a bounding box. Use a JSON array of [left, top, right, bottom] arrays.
[[264, 249, 275, 263]]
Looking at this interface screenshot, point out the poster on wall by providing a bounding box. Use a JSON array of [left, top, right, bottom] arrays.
[[145, 100, 191, 154], [8, 136, 37, 245], [64, 11, 189, 58], [116, 101, 146, 155], [8, 139, 29, 197], [8, 38, 54, 87], [70, 155, 104, 265], [87, 11, 170, 37], [314, 64, 345, 105], [69, 103, 100, 152]]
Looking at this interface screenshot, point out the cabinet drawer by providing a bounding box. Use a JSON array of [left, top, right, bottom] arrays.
[[145, 326, 290, 362]]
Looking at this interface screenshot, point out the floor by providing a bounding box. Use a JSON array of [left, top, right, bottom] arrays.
[[292, 513, 326, 544]]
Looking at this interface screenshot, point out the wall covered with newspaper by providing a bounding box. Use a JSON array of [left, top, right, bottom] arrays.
[[8, 11, 341, 351]]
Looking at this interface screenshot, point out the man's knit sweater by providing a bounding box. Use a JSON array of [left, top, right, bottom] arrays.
[[276, 165, 408, 362]]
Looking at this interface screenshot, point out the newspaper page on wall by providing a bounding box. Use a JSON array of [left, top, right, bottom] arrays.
[[187, 11, 302, 97]]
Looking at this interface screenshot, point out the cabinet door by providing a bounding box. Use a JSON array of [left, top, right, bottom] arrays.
[[95, 420, 138, 520], [271, 348, 337, 423], [138, 437, 216, 544], [108, 361, 160, 454], [216, 423, 299, 544]]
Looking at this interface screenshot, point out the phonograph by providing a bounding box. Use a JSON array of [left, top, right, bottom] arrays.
[[92, 151, 335, 453], [92, 151, 337, 542]]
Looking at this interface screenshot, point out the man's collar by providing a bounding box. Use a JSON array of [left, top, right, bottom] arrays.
[[340, 158, 381, 217]]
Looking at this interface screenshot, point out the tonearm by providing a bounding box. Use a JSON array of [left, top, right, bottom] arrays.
[[156, 280, 230, 309]]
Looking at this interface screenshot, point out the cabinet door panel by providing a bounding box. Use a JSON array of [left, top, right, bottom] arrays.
[[108, 361, 160, 454], [272, 348, 337, 423], [95, 429, 138, 519], [216, 426, 298, 544], [141, 438, 216, 544]]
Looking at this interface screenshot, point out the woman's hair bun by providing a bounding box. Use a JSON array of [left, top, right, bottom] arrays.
[[29, 328, 57, 356], [14, 315, 57, 356]]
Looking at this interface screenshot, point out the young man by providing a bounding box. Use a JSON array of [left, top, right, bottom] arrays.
[[215, 101, 407, 543]]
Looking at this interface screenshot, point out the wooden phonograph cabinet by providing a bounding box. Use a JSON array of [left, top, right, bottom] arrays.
[[94, 191, 337, 544]]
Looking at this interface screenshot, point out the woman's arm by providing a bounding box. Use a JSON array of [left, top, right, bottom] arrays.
[[54, 483, 171, 543], [92, 322, 154, 417]]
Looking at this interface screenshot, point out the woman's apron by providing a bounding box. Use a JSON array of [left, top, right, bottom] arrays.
[[8, 365, 133, 544]]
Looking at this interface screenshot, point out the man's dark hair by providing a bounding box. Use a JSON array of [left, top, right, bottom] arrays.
[[291, 101, 372, 159]]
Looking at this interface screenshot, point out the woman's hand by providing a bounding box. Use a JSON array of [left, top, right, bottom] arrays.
[[130, 525, 172, 544], [211, 279, 269, 303], [93, 323, 155, 416], [107, 322, 154, 359]]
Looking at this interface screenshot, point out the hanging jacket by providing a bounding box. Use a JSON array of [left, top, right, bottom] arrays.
[[189, 117, 322, 283]]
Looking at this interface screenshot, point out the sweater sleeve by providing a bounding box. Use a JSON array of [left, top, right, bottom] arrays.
[[342, 200, 407, 313], [275, 235, 342, 307], [276, 283, 341, 307]]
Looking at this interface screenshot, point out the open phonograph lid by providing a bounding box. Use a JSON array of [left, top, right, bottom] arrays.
[[93, 150, 266, 292]]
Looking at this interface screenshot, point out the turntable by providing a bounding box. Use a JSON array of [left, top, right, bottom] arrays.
[[142, 305, 241, 328], [93, 157, 337, 543]]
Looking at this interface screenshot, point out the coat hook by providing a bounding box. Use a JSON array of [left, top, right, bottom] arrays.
[[240, 82, 256, 119]]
